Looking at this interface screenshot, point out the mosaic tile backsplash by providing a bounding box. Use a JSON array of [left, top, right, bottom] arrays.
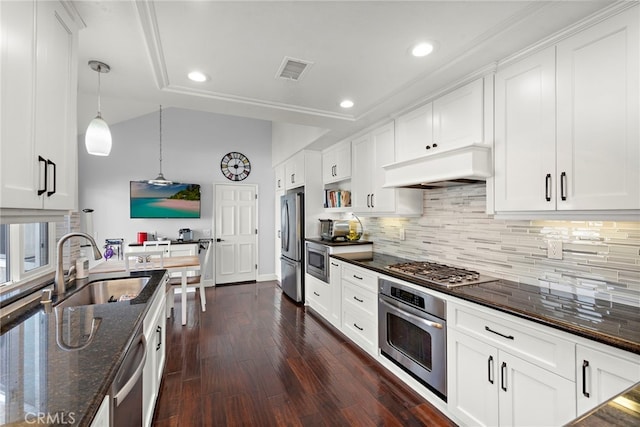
[[360, 183, 640, 307]]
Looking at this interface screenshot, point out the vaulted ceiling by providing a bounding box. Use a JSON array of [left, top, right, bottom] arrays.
[[74, 0, 614, 147]]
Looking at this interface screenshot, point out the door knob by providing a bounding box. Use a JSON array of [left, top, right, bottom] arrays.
[[216, 238, 224, 242]]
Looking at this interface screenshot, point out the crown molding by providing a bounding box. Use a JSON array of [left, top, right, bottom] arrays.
[[135, 0, 169, 89]]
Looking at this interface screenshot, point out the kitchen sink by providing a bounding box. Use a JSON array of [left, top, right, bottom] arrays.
[[56, 277, 151, 308]]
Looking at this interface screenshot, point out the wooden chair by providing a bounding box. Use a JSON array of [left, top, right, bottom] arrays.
[[124, 250, 165, 272], [166, 240, 211, 316]]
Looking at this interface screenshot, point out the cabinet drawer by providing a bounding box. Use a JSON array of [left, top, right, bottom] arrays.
[[343, 281, 376, 318], [342, 264, 377, 291], [342, 307, 377, 355], [449, 301, 575, 379], [306, 275, 331, 316]]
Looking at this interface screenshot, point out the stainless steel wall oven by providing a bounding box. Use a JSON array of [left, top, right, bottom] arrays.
[[378, 278, 447, 400]]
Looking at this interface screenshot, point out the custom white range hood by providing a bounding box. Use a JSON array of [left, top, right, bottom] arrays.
[[382, 143, 492, 188]]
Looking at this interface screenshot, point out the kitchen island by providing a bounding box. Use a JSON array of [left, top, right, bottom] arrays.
[[0, 269, 167, 426]]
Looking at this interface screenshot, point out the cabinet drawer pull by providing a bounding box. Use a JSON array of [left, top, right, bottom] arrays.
[[501, 362, 507, 391], [582, 360, 590, 398], [313, 291, 320, 297], [38, 156, 47, 195], [156, 325, 162, 351], [46, 159, 56, 196], [485, 326, 514, 340], [330, 262, 339, 267], [353, 275, 363, 280], [371, 194, 374, 208], [560, 172, 567, 201], [366, 194, 371, 208], [353, 323, 363, 331], [545, 173, 552, 202], [488, 355, 494, 384], [353, 296, 364, 303]]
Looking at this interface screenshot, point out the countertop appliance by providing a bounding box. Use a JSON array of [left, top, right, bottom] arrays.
[[319, 219, 350, 241], [281, 192, 304, 302], [110, 324, 146, 427], [386, 261, 496, 287], [379, 278, 447, 400], [305, 241, 330, 283], [178, 228, 193, 242]]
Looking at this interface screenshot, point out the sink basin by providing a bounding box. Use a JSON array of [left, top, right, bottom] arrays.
[[56, 277, 151, 308]]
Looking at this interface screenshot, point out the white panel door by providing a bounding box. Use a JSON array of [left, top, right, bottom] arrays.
[[371, 122, 396, 213], [556, 8, 639, 210], [395, 102, 434, 162], [432, 78, 484, 150], [214, 184, 257, 284]]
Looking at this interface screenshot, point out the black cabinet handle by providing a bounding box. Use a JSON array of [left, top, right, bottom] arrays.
[[371, 194, 374, 208], [545, 174, 552, 202], [366, 194, 371, 208], [353, 296, 364, 303], [290, 174, 294, 183], [501, 362, 508, 392], [425, 145, 431, 150], [313, 291, 320, 297], [432, 143, 438, 148], [485, 326, 514, 340], [156, 325, 162, 351], [330, 262, 339, 267], [37, 156, 47, 195], [488, 355, 494, 384], [353, 323, 363, 331], [582, 360, 590, 398], [277, 179, 281, 188], [560, 172, 567, 201], [46, 159, 56, 196], [353, 275, 363, 280], [216, 238, 224, 242]]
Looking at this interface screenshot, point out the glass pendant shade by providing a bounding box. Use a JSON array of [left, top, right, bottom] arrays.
[[85, 115, 112, 156]]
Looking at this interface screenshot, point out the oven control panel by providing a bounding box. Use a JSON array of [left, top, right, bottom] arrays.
[[390, 287, 425, 310]]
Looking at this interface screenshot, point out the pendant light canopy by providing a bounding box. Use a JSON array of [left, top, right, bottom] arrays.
[[148, 105, 173, 186], [85, 60, 112, 156]]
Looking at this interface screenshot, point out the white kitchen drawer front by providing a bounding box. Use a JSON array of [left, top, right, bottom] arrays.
[[449, 301, 575, 379], [305, 274, 331, 318], [342, 306, 377, 355], [342, 264, 377, 291], [342, 281, 376, 318]]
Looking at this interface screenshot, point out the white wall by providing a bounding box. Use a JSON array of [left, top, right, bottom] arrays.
[[78, 107, 274, 280]]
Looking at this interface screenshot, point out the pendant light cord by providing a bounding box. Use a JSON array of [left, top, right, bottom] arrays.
[[97, 65, 102, 117]]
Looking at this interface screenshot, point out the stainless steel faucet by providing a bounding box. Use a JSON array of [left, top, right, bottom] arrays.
[[55, 232, 102, 295]]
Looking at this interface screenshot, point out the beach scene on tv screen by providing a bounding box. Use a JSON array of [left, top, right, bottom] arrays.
[[130, 181, 201, 218]]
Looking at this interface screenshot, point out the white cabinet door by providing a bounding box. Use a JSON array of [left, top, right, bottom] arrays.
[[143, 285, 166, 427], [305, 274, 330, 319], [370, 122, 396, 213], [328, 259, 342, 328], [448, 329, 500, 427], [395, 102, 434, 162], [433, 78, 484, 150], [274, 164, 285, 191], [323, 141, 351, 184], [556, 8, 639, 210], [285, 151, 306, 190], [576, 344, 640, 415], [494, 47, 557, 212], [351, 133, 374, 212], [499, 351, 575, 427]]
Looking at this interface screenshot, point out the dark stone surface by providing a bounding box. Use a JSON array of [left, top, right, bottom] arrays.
[[0, 269, 167, 426], [568, 384, 640, 426], [305, 237, 373, 246]]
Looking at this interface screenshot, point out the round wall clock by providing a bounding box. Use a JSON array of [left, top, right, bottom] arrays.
[[220, 152, 251, 181]]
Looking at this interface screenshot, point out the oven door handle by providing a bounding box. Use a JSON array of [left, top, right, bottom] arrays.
[[379, 297, 444, 329]]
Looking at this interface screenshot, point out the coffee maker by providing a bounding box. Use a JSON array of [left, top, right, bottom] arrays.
[[178, 228, 193, 241]]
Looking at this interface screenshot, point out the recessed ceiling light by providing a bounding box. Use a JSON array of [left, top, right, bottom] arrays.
[[411, 42, 434, 57], [340, 99, 354, 109], [188, 71, 208, 82]]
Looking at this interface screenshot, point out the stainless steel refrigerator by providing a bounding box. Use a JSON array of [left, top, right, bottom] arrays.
[[280, 192, 304, 302]]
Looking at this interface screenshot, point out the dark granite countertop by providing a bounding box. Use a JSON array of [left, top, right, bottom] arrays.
[[0, 269, 167, 426], [306, 237, 373, 247], [332, 252, 640, 354], [568, 383, 640, 426]]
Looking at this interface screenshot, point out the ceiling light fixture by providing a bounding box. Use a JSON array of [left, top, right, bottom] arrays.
[[85, 60, 112, 156], [188, 71, 208, 82], [411, 42, 434, 57], [340, 99, 354, 109], [148, 105, 173, 186]]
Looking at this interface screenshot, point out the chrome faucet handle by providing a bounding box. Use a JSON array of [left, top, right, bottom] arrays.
[[41, 288, 53, 313]]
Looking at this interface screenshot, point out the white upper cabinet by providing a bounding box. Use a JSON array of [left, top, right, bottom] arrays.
[[274, 163, 285, 191], [352, 122, 422, 216], [396, 78, 484, 162], [0, 0, 78, 211], [284, 151, 306, 190], [322, 140, 351, 184], [556, 8, 639, 211], [495, 6, 639, 213]]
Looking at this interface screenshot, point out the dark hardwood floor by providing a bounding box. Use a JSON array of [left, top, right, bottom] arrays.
[[152, 281, 456, 426]]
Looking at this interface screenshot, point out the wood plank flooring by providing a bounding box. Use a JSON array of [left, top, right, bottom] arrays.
[[153, 281, 456, 426]]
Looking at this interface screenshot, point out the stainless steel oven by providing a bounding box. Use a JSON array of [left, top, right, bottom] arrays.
[[305, 241, 329, 283], [378, 278, 447, 400]]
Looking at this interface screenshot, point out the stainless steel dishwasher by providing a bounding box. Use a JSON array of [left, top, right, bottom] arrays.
[[110, 325, 146, 426]]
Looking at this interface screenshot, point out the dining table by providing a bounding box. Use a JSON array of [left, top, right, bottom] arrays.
[[89, 255, 200, 325]]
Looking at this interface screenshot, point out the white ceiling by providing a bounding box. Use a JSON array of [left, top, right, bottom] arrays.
[[74, 0, 614, 148]]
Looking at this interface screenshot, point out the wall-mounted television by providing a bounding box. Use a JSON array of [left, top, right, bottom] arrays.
[[130, 181, 201, 218]]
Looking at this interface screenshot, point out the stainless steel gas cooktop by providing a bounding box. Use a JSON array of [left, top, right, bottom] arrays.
[[386, 261, 497, 288]]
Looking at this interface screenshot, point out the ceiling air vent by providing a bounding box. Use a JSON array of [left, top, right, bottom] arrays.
[[276, 56, 313, 81]]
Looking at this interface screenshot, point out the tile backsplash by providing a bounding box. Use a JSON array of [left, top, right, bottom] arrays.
[[361, 184, 640, 307]]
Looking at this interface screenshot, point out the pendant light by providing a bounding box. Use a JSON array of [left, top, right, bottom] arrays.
[[148, 105, 173, 186], [85, 60, 112, 156]]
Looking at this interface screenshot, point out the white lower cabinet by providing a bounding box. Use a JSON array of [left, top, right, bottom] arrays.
[[448, 300, 576, 426], [90, 394, 110, 427], [341, 264, 378, 356], [142, 279, 167, 427], [328, 259, 342, 328], [305, 273, 331, 320], [576, 343, 640, 416]]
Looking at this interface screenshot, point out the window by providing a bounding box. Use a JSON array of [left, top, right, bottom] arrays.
[[0, 225, 8, 285], [23, 223, 48, 273]]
